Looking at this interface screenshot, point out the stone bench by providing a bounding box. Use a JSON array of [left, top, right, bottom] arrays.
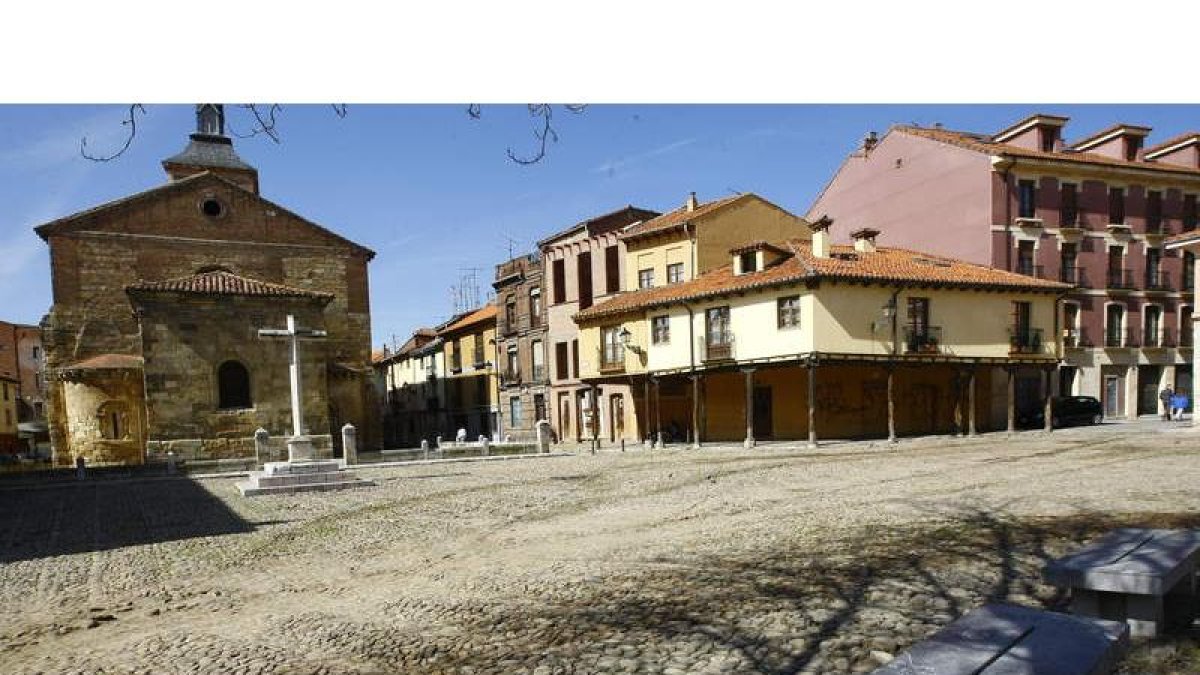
[[872, 603, 1128, 675], [1043, 528, 1200, 637]]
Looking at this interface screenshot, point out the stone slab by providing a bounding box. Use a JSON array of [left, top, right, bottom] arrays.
[[1043, 528, 1200, 595], [236, 476, 374, 497], [872, 604, 1128, 675], [263, 460, 341, 476]]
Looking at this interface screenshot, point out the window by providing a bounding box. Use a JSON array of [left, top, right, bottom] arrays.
[[1064, 303, 1081, 347], [604, 245, 620, 294], [1016, 240, 1035, 276], [601, 326, 624, 368], [1106, 304, 1126, 347], [578, 251, 593, 310], [1011, 301, 1034, 350], [1186, 252, 1196, 291], [533, 394, 546, 423], [217, 360, 252, 409], [1060, 183, 1078, 227], [638, 268, 654, 289], [667, 262, 684, 284], [1060, 243, 1079, 285], [571, 339, 579, 378], [555, 341, 569, 380], [652, 316, 670, 345], [1109, 186, 1125, 224], [1017, 180, 1036, 218], [777, 295, 801, 329], [451, 338, 462, 371], [98, 401, 127, 440], [1039, 128, 1058, 152], [509, 396, 523, 427], [1146, 248, 1163, 288], [531, 340, 545, 381], [739, 251, 758, 273], [1145, 305, 1162, 346], [552, 259, 566, 304], [473, 335, 486, 366], [907, 297, 930, 335], [706, 307, 731, 345], [32, 346, 40, 360], [1147, 190, 1163, 233], [506, 346, 519, 376], [529, 288, 542, 327], [505, 298, 517, 332], [1185, 194, 1198, 232]]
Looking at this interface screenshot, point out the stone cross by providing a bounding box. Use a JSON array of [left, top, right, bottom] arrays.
[[258, 314, 327, 440]]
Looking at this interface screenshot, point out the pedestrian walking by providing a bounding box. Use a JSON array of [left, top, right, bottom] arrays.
[[1159, 385, 1174, 421]]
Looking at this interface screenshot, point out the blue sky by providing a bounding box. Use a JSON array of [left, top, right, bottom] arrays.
[[2, 104, 1199, 346]]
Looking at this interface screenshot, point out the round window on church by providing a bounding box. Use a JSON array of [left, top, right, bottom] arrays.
[[200, 198, 225, 219]]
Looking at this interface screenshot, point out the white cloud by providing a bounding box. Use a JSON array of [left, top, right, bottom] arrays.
[[593, 137, 697, 175]]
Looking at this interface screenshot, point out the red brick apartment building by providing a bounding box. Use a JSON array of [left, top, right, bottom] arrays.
[[811, 114, 1200, 419]]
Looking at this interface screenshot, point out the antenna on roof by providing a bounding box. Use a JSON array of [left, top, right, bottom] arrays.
[[501, 233, 520, 259]]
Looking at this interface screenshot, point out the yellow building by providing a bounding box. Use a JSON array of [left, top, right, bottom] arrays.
[[0, 375, 18, 453], [574, 224, 1069, 445], [438, 304, 500, 440]]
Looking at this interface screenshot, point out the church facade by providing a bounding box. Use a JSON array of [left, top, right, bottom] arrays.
[[36, 105, 377, 467]]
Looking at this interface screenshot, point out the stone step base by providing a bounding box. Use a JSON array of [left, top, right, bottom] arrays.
[[263, 460, 341, 476], [237, 463, 374, 497]]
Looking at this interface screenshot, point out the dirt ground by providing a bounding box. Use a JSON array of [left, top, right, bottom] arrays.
[[1, 420, 1198, 674]]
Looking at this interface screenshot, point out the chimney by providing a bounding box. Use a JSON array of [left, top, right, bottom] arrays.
[[686, 191, 698, 212], [850, 227, 880, 253], [862, 131, 878, 154], [809, 215, 833, 259]]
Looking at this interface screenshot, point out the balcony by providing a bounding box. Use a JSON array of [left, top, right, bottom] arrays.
[[1059, 209, 1081, 230], [1106, 269, 1135, 291], [903, 325, 943, 354], [1014, 217, 1043, 229], [1063, 327, 1090, 348], [531, 366, 546, 383], [1059, 266, 1088, 286], [1145, 270, 1172, 293], [1104, 328, 1136, 348], [500, 369, 521, 386], [1009, 327, 1044, 355], [1145, 328, 1171, 349], [699, 333, 736, 362], [598, 347, 626, 374], [1015, 261, 1042, 278]]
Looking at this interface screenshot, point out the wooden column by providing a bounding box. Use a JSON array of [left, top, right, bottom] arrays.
[[1043, 366, 1054, 432], [807, 358, 818, 448], [743, 368, 756, 448], [691, 373, 701, 449], [643, 377, 652, 447], [591, 384, 600, 453], [654, 377, 662, 447], [886, 366, 896, 443], [1006, 366, 1016, 433], [968, 366, 978, 436], [951, 369, 964, 436]]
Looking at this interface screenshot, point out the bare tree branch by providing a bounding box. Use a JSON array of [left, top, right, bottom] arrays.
[[236, 104, 283, 144], [506, 104, 587, 166], [331, 104, 349, 119], [80, 104, 146, 162], [466, 104, 482, 120]]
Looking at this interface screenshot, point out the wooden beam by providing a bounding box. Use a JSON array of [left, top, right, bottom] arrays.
[[807, 359, 818, 448], [743, 368, 756, 448], [1043, 366, 1054, 432], [1007, 366, 1017, 434], [691, 373, 701, 449], [969, 366, 978, 436], [887, 366, 896, 443]]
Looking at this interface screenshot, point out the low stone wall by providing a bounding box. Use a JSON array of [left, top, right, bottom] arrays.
[[147, 434, 333, 466]]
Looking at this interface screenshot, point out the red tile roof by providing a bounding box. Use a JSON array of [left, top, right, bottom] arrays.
[[439, 304, 497, 335], [574, 240, 1068, 322], [897, 125, 1200, 177], [1068, 123, 1151, 150], [126, 270, 334, 300], [1144, 132, 1200, 157], [620, 194, 746, 241], [62, 354, 144, 371]]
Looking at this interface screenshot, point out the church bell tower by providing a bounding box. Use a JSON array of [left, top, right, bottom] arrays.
[[161, 104, 260, 194]]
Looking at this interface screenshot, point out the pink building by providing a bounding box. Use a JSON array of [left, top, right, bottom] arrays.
[[810, 114, 1200, 420]]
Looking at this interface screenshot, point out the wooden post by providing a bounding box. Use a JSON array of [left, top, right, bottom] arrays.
[[886, 366, 896, 443], [1007, 366, 1016, 433], [968, 366, 978, 436], [591, 384, 600, 454], [1043, 366, 1054, 432], [643, 377, 651, 446], [654, 377, 662, 447], [691, 373, 701, 449], [743, 368, 755, 448], [951, 369, 963, 436], [807, 358, 818, 448]]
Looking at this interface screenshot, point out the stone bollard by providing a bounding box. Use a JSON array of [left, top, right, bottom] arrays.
[[479, 436, 490, 457], [166, 451, 177, 475], [75, 455, 86, 481], [254, 428, 270, 466], [341, 423, 358, 466], [421, 439, 429, 461], [535, 420, 552, 454], [436, 435, 443, 452]]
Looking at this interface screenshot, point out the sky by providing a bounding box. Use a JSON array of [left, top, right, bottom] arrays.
[[3, 104, 1200, 347]]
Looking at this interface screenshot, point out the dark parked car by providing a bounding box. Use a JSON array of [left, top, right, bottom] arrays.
[[1019, 396, 1103, 429]]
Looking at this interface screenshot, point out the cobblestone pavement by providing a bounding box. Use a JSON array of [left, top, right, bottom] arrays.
[[1, 423, 1199, 674]]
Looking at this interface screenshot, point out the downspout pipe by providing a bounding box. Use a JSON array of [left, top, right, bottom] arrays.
[[992, 156, 1016, 272]]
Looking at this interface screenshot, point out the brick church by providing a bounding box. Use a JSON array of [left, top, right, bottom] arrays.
[[36, 104, 377, 467]]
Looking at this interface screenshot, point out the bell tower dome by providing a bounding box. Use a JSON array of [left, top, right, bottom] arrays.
[[162, 104, 260, 194]]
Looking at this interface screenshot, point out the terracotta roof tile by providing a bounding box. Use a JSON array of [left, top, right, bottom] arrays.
[[1068, 123, 1151, 150], [897, 125, 1200, 177], [575, 240, 1067, 322], [1145, 132, 1200, 157], [62, 354, 144, 371], [620, 195, 746, 241], [126, 270, 334, 300], [439, 304, 497, 335]]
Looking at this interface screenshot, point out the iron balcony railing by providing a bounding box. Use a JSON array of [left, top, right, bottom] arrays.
[[1105, 327, 1136, 348], [1009, 327, 1044, 354], [1015, 261, 1042, 278], [1063, 327, 1090, 348], [1106, 269, 1135, 290], [1145, 270, 1172, 292], [598, 346, 625, 373], [1060, 208, 1079, 228], [903, 325, 943, 354], [1059, 266, 1087, 286], [500, 369, 521, 386], [699, 333, 736, 362], [531, 365, 546, 382], [1143, 328, 1164, 348]]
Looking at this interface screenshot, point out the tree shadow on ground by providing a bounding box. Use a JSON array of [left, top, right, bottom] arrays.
[[441, 508, 1200, 674], [0, 477, 261, 563]]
